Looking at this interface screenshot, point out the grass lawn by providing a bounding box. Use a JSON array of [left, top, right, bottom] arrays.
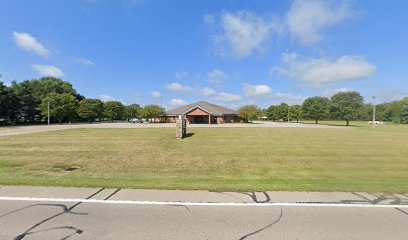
[[1, 124, 408, 192]]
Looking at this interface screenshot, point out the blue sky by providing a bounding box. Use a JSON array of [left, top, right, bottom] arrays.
[[1, 0, 408, 109]]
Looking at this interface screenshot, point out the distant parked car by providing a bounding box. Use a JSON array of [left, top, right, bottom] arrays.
[[129, 118, 143, 123]]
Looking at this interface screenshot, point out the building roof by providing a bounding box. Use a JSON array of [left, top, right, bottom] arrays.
[[166, 101, 238, 116]]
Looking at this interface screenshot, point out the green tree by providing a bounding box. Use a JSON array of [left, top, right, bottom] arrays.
[[140, 105, 165, 122], [77, 99, 104, 123], [41, 93, 79, 124], [0, 82, 19, 124], [30, 77, 78, 100], [330, 91, 364, 126], [288, 105, 302, 123], [359, 103, 373, 121], [276, 103, 289, 121], [103, 101, 125, 122], [238, 105, 262, 123], [9, 77, 81, 123], [10, 80, 39, 122], [302, 96, 330, 124], [266, 105, 280, 121], [376, 103, 392, 122], [385, 99, 407, 123], [125, 104, 142, 121], [401, 102, 408, 124]]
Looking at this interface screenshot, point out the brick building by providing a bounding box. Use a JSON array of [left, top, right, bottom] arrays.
[[164, 101, 240, 124]]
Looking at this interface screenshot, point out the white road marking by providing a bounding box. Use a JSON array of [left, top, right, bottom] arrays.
[[0, 196, 407, 208]]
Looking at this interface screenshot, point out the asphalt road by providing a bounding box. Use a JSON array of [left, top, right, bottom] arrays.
[[0, 186, 407, 239]]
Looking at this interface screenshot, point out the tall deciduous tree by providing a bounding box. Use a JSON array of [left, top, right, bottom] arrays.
[[266, 105, 280, 121], [330, 91, 364, 126], [30, 77, 78, 100], [238, 105, 262, 123], [41, 93, 79, 124], [77, 99, 104, 123], [302, 96, 330, 124], [276, 103, 289, 121], [358, 103, 373, 121], [400, 102, 408, 124], [103, 101, 125, 122], [125, 104, 142, 121], [10, 80, 39, 122], [0, 82, 19, 124], [9, 77, 80, 123], [289, 105, 302, 123], [381, 99, 407, 123], [140, 105, 165, 122]]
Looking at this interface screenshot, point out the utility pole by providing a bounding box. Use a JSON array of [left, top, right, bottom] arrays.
[[372, 96, 376, 128], [47, 101, 50, 125], [287, 107, 290, 123], [160, 96, 163, 108]]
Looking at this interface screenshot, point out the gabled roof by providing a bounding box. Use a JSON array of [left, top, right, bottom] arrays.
[[166, 101, 238, 116]]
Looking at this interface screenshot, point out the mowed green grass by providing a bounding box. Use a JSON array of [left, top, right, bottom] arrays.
[[1, 124, 408, 192]]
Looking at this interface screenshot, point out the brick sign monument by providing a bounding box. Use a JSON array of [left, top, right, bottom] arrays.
[[176, 116, 187, 139]]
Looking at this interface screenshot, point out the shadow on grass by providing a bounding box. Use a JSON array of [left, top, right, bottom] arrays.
[[298, 121, 363, 128], [184, 132, 195, 138]]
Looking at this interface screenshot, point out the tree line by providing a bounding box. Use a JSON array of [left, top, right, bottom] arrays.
[[238, 91, 408, 126], [2, 77, 408, 126], [0, 77, 164, 125]]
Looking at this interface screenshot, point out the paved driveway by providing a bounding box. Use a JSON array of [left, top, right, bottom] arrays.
[[0, 121, 345, 137]]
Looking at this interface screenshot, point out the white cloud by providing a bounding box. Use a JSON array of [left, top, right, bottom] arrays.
[[208, 68, 227, 83], [3, 82, 11, 87], [274, 92, 307, 105], [99, 94, 126, 104], [202, 87, 216, 96], [13, 32, 50, 57], [206, 1, 357, 58], [322, 88, 353, 97], [175, 70, 189, 79], [75, 58, 95, 66], [31, 64, 64, 78], [373, 89, 408, 103], [214, 92, 242, 102], [169, 98, 188, 107], [151, 91, 162, 98], [209, 11, 279, 58], [243, 84, 272, 96], [165, 82, 195, 92], [240, 83, 306, 105], [271, 52, 376, 88], [285, 0, 353, 44], [99, 94, 116, 102]]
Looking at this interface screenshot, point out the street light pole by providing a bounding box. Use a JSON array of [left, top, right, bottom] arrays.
[[47, 101, 50, 125], [287, 107, 290, 123], [372, 96, 376, 128]]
